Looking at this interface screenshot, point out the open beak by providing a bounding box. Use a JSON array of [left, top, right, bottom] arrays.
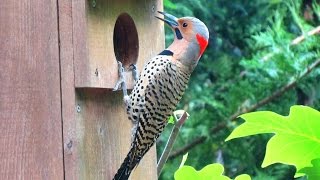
[[155, 11, 179, 28]]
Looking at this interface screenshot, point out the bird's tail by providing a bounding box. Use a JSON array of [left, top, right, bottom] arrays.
[[113, 150, 136, 180]]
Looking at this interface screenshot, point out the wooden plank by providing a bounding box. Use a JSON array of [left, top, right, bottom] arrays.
[[0, 0, 63, 179], [57, 0, 79, 179], [76, 89, 157, 180], [73, 0, 165, 89]]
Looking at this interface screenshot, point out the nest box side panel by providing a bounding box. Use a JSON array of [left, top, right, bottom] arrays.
[[73, 0, 165, 89], [75, 89, 157, 180], [0, 1, 64, 179]]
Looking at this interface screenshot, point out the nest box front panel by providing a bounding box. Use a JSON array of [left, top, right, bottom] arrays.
[[73, 0, 165, 89]]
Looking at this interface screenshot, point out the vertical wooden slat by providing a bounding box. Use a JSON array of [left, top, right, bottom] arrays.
[[0, 0, 63, 179], [57, 0, 79, 179]]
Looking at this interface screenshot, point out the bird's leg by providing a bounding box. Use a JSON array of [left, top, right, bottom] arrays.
[[114, 62, 136, 131], [129, 64, 140, 142], [113, 61, 130, 106], [114, 62, 139, 141]]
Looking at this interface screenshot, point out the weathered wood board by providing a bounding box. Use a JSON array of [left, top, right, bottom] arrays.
[[0, 0, 64, 179]]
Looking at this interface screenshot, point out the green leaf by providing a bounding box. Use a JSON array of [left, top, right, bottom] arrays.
[[198, 164, 229, 180], [234, 174, 252, 180], [174, 163, 230, 180], [298, 158, 320, 180], [174, 166, 199, 180], [175, 154, 251, 180], [226, 105, 320, 171], [168, 115, 175, 124]]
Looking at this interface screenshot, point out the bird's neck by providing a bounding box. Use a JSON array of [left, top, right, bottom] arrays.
[[167, 39, 188, 56], [167, 39, 199, 71]]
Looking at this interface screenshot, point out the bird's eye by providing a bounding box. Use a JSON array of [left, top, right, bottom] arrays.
[[182, 23, 188, 27]]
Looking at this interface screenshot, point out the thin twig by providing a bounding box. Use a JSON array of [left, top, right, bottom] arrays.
[[261, 25, 320, 62], [169, 59, 320, 160], [157, 111, 189, 176], [291, 26, 320, 45]]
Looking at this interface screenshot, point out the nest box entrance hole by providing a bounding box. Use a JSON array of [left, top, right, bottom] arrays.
[[113, 13, 139, 69]]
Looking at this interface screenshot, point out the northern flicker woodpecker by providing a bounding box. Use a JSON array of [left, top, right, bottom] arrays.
[[113, 11, 209, 180]]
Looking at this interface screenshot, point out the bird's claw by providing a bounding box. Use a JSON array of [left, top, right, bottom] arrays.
[[113, 61, 126, 92], [129, 64, 139, 82]]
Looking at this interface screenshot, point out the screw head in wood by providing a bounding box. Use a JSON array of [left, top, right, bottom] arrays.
[[95, 68, 99, 76], [76, 105, 81, 113]]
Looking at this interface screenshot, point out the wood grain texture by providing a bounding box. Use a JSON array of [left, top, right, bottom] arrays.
[[73, 0, 165, 89], [76, 89, 157, 180], [0, 0, 63, 179], [57, 0, 79, 179]]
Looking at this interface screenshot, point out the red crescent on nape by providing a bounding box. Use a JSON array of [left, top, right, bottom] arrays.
[[196, 33, 208, 58]]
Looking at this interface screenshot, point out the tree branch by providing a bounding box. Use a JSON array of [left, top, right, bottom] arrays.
[[157, 111, 189, 176], [291, 26, 320, 45], [261, 26, 320, 62], [169, 59, 320, 160]]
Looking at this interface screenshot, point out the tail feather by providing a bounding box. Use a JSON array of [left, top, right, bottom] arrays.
[[113, 151, 135, 180], [113, 137, 151, 180]]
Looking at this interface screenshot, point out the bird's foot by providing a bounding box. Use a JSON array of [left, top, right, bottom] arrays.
[[113, 61, 124, 91], [113, 61, 128, 97], [113, 61, 132, 107]]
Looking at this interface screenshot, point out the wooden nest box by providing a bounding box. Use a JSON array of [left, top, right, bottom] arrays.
[[0, 0, 164, 179]]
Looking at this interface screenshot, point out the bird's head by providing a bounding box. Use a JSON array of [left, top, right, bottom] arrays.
[[156, 11, 209, 69]]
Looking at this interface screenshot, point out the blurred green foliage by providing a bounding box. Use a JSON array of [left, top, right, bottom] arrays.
[[158, 0, 320, 179]]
